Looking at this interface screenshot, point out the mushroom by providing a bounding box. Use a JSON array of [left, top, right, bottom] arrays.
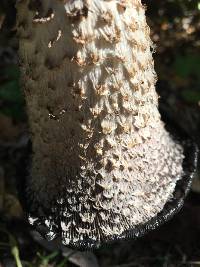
[[16, 0, 198, 249]]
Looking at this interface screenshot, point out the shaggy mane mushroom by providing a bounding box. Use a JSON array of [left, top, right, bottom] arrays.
[[16, 0, 198, 249]]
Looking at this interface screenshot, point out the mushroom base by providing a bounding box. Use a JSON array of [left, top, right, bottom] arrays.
[[25, 121, 198, 250]]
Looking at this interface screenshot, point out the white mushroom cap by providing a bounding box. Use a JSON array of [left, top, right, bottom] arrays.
[[17, 0, 184, 248]]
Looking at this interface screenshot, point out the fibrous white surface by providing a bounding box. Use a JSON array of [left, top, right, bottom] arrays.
[[17, 0, 184, 247]]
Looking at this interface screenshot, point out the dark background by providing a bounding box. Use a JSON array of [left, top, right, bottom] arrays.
[[0, 1, 200, 266]]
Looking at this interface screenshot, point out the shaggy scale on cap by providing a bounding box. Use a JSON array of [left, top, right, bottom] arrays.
[[17, 0, 184, 248]]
